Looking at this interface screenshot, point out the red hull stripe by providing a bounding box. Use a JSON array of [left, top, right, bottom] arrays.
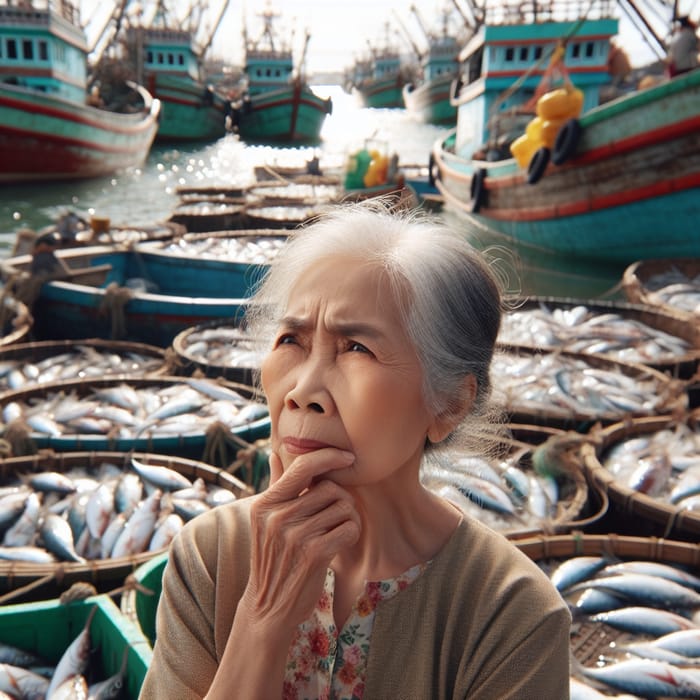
[[485, 171, 700, 221], [0, 95, 155, 136]]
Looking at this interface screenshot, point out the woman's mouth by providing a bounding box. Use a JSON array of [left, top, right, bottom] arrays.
[[282, 437, 331, 454]]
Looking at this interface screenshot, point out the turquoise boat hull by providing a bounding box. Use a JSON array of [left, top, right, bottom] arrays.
[[0, 82, 160, 183], [1, 245, 266, 346], [403, 74, 457, 125], [433, 70, 700, 264], [231, 84, 331, 145], [146, 73, 228, 142], [353, 76, 405, 109]]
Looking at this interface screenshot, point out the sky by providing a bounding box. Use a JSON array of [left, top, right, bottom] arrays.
[[81, 0, 699, 75]]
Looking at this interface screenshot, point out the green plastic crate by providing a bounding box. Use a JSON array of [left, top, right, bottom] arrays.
[[0, 595, 152, 698], [131, 551, 168, 646]]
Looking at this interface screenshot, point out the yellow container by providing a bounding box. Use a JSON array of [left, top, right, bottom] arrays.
[[540, 118, 567, 149], [525, 117, 544, 146], [536, 88, 584, 121], [510, 134, 538, 169]]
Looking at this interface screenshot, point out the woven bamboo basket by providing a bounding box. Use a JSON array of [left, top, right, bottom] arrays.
[[171, 320, 263, 385], [622, 258, 700, 322], [581, 410, 700, 539], [0, 338, 171, 399], [501, 295, 700, 379], [516, 533, 700, 673], [0, 449, 253, 603], [493, 346, 688, 431], [426, 423, 606, 540], [0, 375, 270, 463]]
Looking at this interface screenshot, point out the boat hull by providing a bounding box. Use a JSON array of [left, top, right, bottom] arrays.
[[432, 71, 700, 264], [147, 73, 228, 142], [1, 246, 260, 347], [353, 76, 405, 109], [0, 83, 160, 183], [231, 83, 331, 145], [403, 74, 456, 125]]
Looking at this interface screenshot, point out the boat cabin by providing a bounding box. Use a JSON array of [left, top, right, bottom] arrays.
[[0, 0, 88, 103], [421, 33, 459, 82], [452, 1, 617, 159], [245, 47, 293, 94], [128, 26, 200, 83]]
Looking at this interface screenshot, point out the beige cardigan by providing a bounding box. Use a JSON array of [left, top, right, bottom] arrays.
[[139, 497, 571, 699]]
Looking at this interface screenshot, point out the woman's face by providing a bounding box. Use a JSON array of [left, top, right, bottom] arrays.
[[261, 255, 437, 487]]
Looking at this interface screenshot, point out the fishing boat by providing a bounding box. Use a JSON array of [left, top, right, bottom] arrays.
[[430, 0, 700, 264], [0, 242, 268, 346], [0, 0, 160, 183], [346, 22, 411, 109], [228, 6, 332, 145], [122, 2, 231, 142], [400, 6, 461, 125]]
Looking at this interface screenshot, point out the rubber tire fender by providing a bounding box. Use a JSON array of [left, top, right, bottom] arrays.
[[470, 167, 487, 213], [527, 147, 550, 185], [428, 152, 438, 188], [552, 118, 582, 166]]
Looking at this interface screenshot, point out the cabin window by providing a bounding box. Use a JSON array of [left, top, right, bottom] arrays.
[[178, 54, 184, 65], [571, 43, 581, 59], [266, 68, 271, 76], [505, 47, 514, 61], [157, 52, 164, 64], [39, 40, 48, 61], [168, 53, 174, 64], [23, 39, 33, 60], [7, 38, 17, 60], [147, 50, 153, 63], [585, 41, 595, 58], [519, 46, 528, 61], [534, 46, 542, 60]]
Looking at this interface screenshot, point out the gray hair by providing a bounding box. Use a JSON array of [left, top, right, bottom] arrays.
[[246, 199, 505, 451]]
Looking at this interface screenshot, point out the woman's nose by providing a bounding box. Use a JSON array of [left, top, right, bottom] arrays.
[[284, 356, 333, 414]]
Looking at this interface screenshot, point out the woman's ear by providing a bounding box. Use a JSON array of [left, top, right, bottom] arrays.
[[427, 374, 477, 444]]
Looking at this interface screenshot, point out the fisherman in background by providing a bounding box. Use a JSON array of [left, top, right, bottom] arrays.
[[666, 16, 699, 77], [30, 232, 70, 278]]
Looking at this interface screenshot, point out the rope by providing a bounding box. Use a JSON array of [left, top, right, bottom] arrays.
[[99, 282, 135, 339], [0, 572, 57, 605], [2, 419, 38, 457], [59, 581, 98, 604]]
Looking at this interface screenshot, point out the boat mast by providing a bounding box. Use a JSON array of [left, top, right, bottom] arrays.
[[197, 0, 232, 60], [392, 9, 424, 60]]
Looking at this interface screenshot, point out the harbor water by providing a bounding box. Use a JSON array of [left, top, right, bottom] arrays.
[[0, 84, 628, 299]]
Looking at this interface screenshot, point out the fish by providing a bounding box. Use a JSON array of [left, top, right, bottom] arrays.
[[45, 606, 97, 699], [549, 556, 610, 593], [87, 646, 128, 699], [590, 606, 698, 636], [40, 513, 86, 564], [85, 482, 115, 539], [130, 457, 193, 492], [2, 492, 41, 547], [111, 489, 162, 558], [567, 573, 700, 609], [0, 643, 43, 668], [579, 657, 700, 697], [49, 673, 88, 699], [600, 561, 700, 592], [0, 662, 50, 699]]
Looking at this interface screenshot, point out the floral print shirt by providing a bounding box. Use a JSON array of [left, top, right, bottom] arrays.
[[282, 563, 426, 700]]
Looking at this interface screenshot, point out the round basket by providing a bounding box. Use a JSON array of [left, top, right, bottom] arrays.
[[0, 338, 171, 399], [0, 295, 32, 348], [171, 320, 264, 385], [167, 201, 247, 233], [491, 345, 688, 431], [500, 295, 700, 379], [515, 532, 700, 690], [0, 375, 270, 463], [581, 410, 700, 540], [622, 258, 700, 321], [423, 424, 606, 540], [0, 449, 253, 603]]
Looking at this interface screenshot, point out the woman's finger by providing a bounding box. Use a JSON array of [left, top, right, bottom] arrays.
[[268, 451, 284, 486], [262, 448, 355, 502]]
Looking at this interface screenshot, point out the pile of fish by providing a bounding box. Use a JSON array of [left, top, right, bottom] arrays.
[[0, 605, 129, 699], [545, 554, 700, 697], [641, 267, 700, 316], [247, 182, 341, 203], [0, 344, 165, 395], [147, 233, 287, 264], [499, 303, 694, 365], [600, 422, 700, 512], [1, 377, 268, 443], [421, 441, 578, 534], [176, 324, 265, 373], [0, 456, 240, 564], [490, 350, 679, 422]]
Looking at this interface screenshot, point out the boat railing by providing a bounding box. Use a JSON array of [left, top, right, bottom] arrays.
[[482, 0, 616, 25]]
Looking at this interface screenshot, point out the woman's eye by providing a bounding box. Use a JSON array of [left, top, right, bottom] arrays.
[[348, 341, 369, 353], [276, 333, 297, 346]]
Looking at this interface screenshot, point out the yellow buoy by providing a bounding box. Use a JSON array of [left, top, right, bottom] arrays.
[[510, 134, 539, 169], [536, 88, 584, 121]]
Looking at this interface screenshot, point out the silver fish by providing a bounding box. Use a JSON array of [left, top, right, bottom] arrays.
[[130, 457, 192, 492], [40, 513, 86, 563]]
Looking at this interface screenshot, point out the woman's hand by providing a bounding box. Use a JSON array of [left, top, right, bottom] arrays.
[[239, 448, 361, 632]]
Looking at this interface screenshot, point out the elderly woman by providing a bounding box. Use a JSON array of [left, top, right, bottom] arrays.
[[140, 202, 571, 699]]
